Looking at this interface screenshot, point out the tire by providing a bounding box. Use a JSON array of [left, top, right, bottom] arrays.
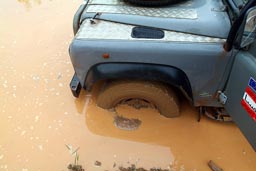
[[126, 0, 181, 6], [97, 80, 180, 118]]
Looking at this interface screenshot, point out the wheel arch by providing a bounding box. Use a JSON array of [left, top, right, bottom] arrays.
[[84, 63, 193, 102]]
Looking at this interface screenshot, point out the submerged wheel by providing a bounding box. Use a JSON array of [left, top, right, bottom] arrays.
[[97, 80, 180, 118], [126, 0, 181, 6]]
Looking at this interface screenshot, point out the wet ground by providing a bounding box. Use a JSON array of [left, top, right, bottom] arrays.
[[0, 0, 256, 171]]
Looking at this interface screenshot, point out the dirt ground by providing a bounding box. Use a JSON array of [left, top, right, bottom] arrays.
[[0, 0, 256, 171]]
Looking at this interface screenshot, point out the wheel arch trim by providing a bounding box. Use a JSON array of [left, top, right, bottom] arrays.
[[84, 62, 193, 102]]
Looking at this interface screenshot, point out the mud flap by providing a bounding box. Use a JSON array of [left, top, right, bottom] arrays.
[[70, 73, 82, 98]]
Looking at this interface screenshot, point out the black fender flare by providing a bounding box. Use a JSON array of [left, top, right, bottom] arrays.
[[84, 63, 193, 102]]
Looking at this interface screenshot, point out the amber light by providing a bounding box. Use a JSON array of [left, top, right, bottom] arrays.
[[102, 53, 110, 59]]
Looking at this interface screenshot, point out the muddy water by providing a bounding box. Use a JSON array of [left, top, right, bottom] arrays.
[[0, 0, 256, 171]]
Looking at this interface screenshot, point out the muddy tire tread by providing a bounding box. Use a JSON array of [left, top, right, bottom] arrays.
[[97, 80, 180, 118]]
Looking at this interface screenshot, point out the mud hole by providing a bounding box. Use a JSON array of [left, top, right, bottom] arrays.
[[1, 0, 256, 171]]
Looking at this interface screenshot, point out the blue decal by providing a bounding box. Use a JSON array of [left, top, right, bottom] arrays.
[[249, 77, 256, 92]]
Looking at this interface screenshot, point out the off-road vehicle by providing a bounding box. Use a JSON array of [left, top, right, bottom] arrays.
[[69, 0, 256, 150]]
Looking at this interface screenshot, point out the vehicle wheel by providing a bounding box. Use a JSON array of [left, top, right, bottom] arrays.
[[97, 80, 180, 118], [126, 0, 181, 6]]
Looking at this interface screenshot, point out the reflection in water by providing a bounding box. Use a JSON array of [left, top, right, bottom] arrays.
[[85, 84, 256, 171], [17, 0, 42, 9]]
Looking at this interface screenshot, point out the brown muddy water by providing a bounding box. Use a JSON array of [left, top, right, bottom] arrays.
[[0, 0, 256, 171]]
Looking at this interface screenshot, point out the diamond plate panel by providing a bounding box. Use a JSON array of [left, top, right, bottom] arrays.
[[76, 20, 225, 43], [86, 5, 197, 19]]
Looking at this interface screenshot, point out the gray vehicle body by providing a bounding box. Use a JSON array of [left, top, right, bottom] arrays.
[[69, 0, 256, 150], [70, 0, 231, 106]]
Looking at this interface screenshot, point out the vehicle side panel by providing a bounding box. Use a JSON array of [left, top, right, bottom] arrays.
[[70, 39, 232, 107]]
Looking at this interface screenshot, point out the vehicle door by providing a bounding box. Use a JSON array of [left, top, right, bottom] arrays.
[[224, 6, 256, 150]]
